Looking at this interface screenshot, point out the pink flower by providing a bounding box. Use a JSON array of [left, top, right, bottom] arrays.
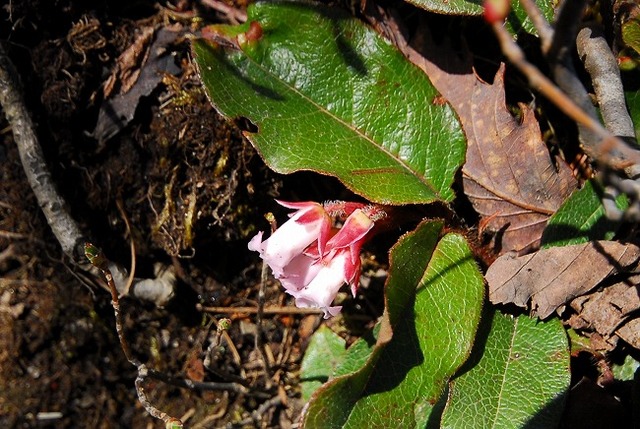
[[249, 201, 384, 318], [248, 200, 331, 277], [288, 250, 351, 318], [279, 208, 376, 318]]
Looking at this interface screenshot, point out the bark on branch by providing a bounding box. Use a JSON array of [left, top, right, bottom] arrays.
[[0, 43, 86, 261]]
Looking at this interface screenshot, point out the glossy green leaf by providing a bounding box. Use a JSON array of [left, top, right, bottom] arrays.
[[403, 0, 554, 36], [622, 18, 640, 56], [302, 220, 485, 428], [403, 0, 484, 15], [613, 355, 640, 381], [300, 326, 348, 401], [192, 1, 466, 204], [541, 179, 628, 248], [622, 69, 640, 139], [332, 325, 379, 378], [442, 312, 570, 429]]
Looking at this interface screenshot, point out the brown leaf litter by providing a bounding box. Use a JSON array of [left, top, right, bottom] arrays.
[[383, 20, 577, 255], [486, 241, 640, 350], [91, 24, 184, 142]]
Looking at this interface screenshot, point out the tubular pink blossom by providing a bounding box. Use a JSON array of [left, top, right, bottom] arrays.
[[280, 208, 375, 316], [289, 251, 351, 318], [250, 200, 384, 318], [278, 253, 322, 293], [248, 201, 331, 277], [325, 209, 375, 251]]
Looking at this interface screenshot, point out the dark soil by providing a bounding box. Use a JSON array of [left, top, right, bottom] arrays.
[[0, 1, 369, 427], [4, 0, 630, 427]]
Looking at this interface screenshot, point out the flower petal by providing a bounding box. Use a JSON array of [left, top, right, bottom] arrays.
[[249, 201, 330, 276], [325, 209, 374, 250], [289, 251, 349, 318], [278, 253, 322, 292]]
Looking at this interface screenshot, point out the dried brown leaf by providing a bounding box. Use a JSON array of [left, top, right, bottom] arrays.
[[568, 275, 640, 336], [103, 26, 155, 98], [616, 318, 640, 349], [460, 69, 577, 254], [396, 25, 577, 254], [486, 241, 640, 318], [91, 25, 182, 142]]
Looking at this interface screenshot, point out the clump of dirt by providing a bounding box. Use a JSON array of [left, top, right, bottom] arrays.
[[0, 1, 322, 427]]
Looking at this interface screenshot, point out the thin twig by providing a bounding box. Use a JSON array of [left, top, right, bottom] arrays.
[[116, 199, 136, 296], [491, 22, 640, 167], [85, 244, 273, 425], [198, 0, 247, 24], [191, 393, 229, 429], [84, 243, 183, 427], [0, 43, 86, 261], [0, 244, 15, 265], [135, 366, 182, 427], [236, 395, 283, 427], [518, 0, 554, 52], [0, 230, 28, 239], [202, 318, 251, 387], [255, 262, 273, 382], [198, 305, 324, 315], [144, 366, 268, 397]]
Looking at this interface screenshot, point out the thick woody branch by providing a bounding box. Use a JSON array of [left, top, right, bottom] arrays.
[[545, 0, 601, 150], [576, 23, 640, 219], [577, 23, 636, 141], [0, 43, 86, 261], [492, 22, 640, 167]]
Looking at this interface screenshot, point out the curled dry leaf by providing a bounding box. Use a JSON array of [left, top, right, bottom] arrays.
[[91, 25, 183, 142], [398, 26, 577, 254], [568, 275, 640, 336], [617, 318, 640, 349], [486, 241, 640, 319]]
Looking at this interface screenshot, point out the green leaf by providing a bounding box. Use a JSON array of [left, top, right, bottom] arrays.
[[300, 326, 348, 401], [332, 325, 379, 378], [613, 355, 640, 381], [625, 80, 640, 140], [403, 0, 554, 36], [403, 0, 484, 15], [192, 1, 466, 204], [302, 220, 485, 428], [508, 0, 555, 35], [442, 312, 570, 429], [622, 17, 640, 56], [541, 179, 628, 248], [566, 327, 593, 355]]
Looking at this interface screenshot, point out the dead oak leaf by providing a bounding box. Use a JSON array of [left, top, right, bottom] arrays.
[[460, 66, 577, 254], [566, 274, 640, 351], [402, 27, 577, 254], [568, 275, 640, 337], [486, 241, 640, 319], [91, 24, 183, 143]]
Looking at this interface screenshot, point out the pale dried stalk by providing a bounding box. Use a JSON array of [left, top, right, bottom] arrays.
[[576, 24, 636, 140], [518, 0, 554, 52], [491, 22, 640, 168], [0, 44, 86, 260]]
